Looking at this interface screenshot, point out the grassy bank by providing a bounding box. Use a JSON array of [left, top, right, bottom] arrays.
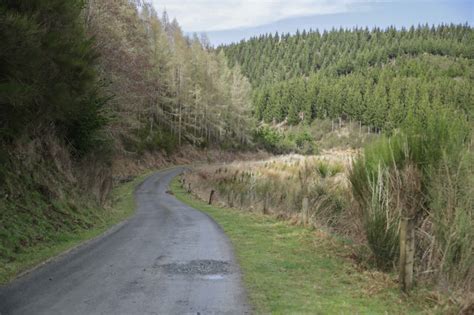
[[171, 178, 433, 314], [0, 171, 154, 284]]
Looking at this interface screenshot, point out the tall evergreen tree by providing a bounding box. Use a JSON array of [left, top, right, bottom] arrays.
[[0, 0, 106, 154]]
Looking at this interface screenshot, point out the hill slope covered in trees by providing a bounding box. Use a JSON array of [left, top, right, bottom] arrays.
[[87, 0, 253, 151], [0, 0, 254, 276], [221, 25, 473, 131]]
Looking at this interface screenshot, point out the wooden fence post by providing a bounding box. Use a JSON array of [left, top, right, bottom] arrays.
[[208, 190, 215, 205], [302, 197, 309, 226], [262, 194, 268, 215], [228, 191, 234, 207], [400, 217, 415, 292]]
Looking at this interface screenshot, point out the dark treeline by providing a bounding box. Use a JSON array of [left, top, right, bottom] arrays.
[[1, 0, 105, 155], [221, 25, 473, 131]]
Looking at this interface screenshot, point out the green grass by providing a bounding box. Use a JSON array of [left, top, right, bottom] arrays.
[[171, 177, 426, 314], [0, 171, 155, 284]]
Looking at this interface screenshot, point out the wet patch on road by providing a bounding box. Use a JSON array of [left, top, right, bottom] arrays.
[[157, 260, 231, 276]]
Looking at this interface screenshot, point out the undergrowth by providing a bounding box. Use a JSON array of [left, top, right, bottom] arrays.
[[184, 154, 356, 241], [349, 107, 473, 290], [0, 133, 144, 284], [184, 108, 473, 302], [172, 177, 461, 314]]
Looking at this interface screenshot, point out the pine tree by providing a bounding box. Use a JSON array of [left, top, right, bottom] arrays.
[[1, 0, 106, 154]]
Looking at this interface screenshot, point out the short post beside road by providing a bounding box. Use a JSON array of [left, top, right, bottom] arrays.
[[208, 190, 215, 205], [262, 195, 268, 215], [400, 217, 415, 292], [302, 197, 309, 226]]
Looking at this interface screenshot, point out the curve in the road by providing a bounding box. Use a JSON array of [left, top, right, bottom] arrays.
[[0, 167, 249, 315]]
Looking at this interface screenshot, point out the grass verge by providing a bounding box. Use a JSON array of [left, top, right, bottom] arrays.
[[171, 177, 429, 314], [0, 171, 154, 284]]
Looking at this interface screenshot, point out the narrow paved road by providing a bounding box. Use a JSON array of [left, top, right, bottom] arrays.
[[0, 167, 249, 314]]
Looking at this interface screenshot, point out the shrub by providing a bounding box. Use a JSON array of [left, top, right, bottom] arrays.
[[255, 125, 318, 154], [124, 124, 178, 155], [402, 107, 470, 175], [254, 125, 285, 153], [350, 134, 407, 206], [350, 106, 472, 288], [291, 129, 317, 154]]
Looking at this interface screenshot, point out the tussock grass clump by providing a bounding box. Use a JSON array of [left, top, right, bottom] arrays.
[[316, 161, 344, 178], [426, 151, 473, 288], [349, 107, 473, 290], [365, 168, 400, 268]]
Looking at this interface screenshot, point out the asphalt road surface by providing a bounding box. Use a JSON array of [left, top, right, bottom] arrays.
[[0, 167, 249, 315]]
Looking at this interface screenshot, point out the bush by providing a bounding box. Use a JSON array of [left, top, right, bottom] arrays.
[[349, 106, 473, 288], [350, 134, 407, 206], [254, 125, 317, 154], [254, 125, 295, 154], [128, 124, 178, 155], [402, 107, 470, 175], [292, 129, 318, 154], [254, 125, 285, 153]]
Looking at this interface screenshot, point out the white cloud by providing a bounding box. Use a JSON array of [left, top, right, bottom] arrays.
[[151, 0, 370, 31]]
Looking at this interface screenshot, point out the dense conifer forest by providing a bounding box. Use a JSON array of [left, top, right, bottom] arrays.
[[221, 25, 473, 131]]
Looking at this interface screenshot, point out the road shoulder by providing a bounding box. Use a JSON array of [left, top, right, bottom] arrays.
[[171, 176, 427, 314], [0, 170, 155, 285]]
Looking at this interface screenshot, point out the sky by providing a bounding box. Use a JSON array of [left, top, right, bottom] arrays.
[[151, 0, 473, 45]]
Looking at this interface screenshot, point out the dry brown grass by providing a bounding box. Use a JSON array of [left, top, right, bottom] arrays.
[[112, 146, 269, 179], [183, 151, 362, 240], [181, 149, 471, 312]]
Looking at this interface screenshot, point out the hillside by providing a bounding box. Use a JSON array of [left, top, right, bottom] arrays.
[[221, 25, 473, 131], [212, 23, 474, 298], [222, 25, 472, 85], [0, 0, 254, 278]]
